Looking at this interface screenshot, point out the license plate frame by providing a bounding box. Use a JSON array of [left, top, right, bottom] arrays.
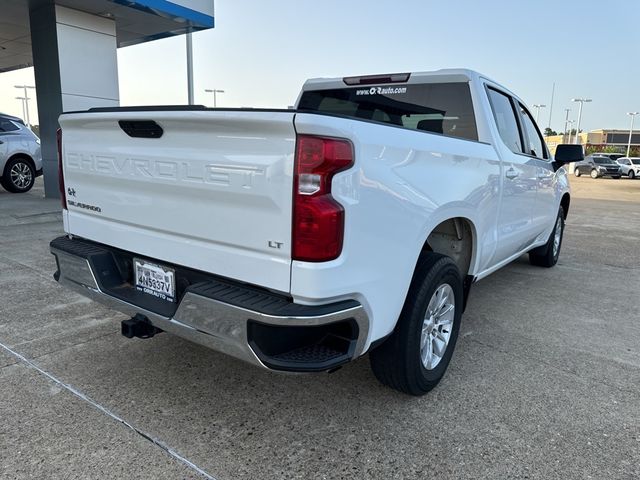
[[134, 258, 176, 303]]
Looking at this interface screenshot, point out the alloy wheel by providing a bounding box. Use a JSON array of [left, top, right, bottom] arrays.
[[10, 161, 33, 190], [420, 284, 455, 370], [552, 214, 562, 258]]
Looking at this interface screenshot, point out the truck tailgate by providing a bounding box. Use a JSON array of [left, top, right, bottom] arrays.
[[58, 110, 296, 293]]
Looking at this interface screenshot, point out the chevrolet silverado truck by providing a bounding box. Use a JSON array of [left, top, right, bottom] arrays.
[[50, 69, 583, 395]]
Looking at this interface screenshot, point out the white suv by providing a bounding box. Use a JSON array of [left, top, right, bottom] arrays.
[[0, 113, 43, 193], [616, 157, 640, 179]]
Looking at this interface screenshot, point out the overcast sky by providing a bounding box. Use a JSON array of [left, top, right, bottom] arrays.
[[1, 0, 639, 133]]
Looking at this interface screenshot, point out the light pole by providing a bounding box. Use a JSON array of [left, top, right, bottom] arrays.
[[204, 88, 225, 108], [572, 98, 592, 145], [14, 85, 35, 127], [626, 112, 639, 157], [563, 108, 571, 143], [15, 96, 27, 121], [532, 104, 546, 124], [547, 82, 555, 130], [566, 120, 575, 144]]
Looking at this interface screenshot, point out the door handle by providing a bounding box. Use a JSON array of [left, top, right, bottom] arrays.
[[505, 168, 519, 180]]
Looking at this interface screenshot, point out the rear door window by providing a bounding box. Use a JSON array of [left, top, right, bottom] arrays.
[[486, 88, 523, 154], [518, 104, 548, 159], [0, 119, 19, 132], [298, 82, 478, 141]]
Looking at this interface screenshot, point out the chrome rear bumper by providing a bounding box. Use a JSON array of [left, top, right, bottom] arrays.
[[50, 236, 368, 372]]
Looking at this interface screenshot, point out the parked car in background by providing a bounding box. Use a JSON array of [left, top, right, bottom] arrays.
[[616, 157, 640, 179], [0, 113, 42, 193], [592, 152, 625, 162], [574, 155, 622, 179]]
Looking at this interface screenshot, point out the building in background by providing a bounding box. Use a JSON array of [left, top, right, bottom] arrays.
[[546, 129, 640, 156]]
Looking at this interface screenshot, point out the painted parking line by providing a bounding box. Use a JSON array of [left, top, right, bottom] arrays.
[[0, 340, 217, 480]]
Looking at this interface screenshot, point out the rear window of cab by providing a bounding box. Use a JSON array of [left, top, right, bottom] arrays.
[[298, 82, 478, 142]]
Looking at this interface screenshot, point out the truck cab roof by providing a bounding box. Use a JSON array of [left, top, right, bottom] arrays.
[[300, 68, 519, 98]]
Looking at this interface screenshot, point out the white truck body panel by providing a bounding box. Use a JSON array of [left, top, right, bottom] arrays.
[[290, 112, 503, 342], [59, 111, 296, 293]]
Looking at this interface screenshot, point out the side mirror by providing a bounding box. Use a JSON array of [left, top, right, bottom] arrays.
[[554, 144, 584, 165]]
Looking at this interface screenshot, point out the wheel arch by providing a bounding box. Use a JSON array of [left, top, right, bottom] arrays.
[[415, 215, 478, 311], [420, 216, 477, 278], [560, 192, 570, 219], [366, 211, 481, 350], [4, 153, 36, 174]]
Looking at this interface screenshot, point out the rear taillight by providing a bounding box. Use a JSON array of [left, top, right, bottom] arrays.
[[57, 128, 66, 209], [292, 135, 353, 262]]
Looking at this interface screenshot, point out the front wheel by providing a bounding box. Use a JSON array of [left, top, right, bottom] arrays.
[[590, 169, 599, 179], [629, 170, 636, 179], [369, 252, 463, 395], [529, 206, 565, 268]]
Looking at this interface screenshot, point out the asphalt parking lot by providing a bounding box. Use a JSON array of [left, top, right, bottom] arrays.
[[1, 177, 639, 479]]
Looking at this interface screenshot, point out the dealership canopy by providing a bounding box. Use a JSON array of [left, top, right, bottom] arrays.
[[1, 0, 214, 72]]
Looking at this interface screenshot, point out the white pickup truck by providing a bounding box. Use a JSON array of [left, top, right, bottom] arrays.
[[51, 69, 583, 395]]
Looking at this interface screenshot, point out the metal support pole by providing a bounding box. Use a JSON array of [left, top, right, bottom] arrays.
[[23, 89, 31, 127], [567, 120, 574, 144], [575, 102, 584, 145], [627, 113, 638, 157], [572, 98, 591, 147], [204, 89, 224, 108], [14, 85, 35, 127], [533, 104, 546, 125], [16, 97, 26, 122], [186, 33, 194, 105], [563, 109, 570, 143], [547, 82, 555, 130]]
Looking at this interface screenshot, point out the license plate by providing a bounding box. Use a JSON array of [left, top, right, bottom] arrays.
[[134, 259, 176, 302]]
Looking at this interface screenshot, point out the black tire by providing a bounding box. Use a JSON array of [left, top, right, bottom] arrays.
[[1, 156, 35, 193], [529, 206, 565, 268], [590, 169, 598, 179], [574, 168, 581, 177], [369, 252, 463, 396], [612, 176, 621, 179], [629, 170, 636, 179]]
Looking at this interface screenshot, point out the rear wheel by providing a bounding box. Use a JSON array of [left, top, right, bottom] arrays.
[[529, 206, 565, 268], [369, 252, 463, 395], [574, 168, 581, 177], [590, 169, 598, 179], [1, 157, 35, 193]]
